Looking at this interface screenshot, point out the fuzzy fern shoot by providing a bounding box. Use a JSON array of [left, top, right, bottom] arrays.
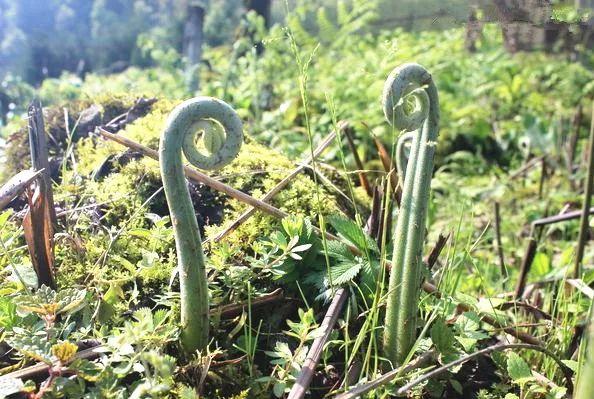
[[159, 97, 243, 353], [382, 63, 439, 366]]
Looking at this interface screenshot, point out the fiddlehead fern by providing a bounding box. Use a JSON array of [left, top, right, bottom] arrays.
[[159, 97, 243, 353], [382, 63, 439, 365]]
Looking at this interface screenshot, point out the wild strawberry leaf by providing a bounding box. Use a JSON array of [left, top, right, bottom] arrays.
[[328, 214, 379, 254], [328, 260, 362, 286]]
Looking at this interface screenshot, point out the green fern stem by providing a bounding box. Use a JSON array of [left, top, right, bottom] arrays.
[[576, 305, 594, 399], [159, 97, 243, 353], [382, 63, 440, 366]]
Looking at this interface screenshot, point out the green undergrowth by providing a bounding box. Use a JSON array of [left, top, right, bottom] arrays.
[[2, 6, 594, 397], [3, 97, 345, 304], [4, 22, 594, 170]]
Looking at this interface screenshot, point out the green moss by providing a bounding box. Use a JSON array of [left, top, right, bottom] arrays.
[[51, 99, 344, 304]]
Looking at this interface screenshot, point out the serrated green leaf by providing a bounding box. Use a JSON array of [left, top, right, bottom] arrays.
[[325, 239, 355, 262], [14, 286, 86, 317], [269, 231, 287, 248], [455, 312, 481, 332], [6, 334, 52, 364], [132, 307, 154, 330], [14, 285, 56, 315], [153, 309, 169, 326], [532, 252, 550, 277], [0, 298, 18, 329], [430, 319, 456, 355], [0, 210, 13, 227], [455, 336, 477, 352], [328, 214, 379, 253], [359, 258, 380, 294], [328, 260, 361, 286], [507, 352, 534, 386], [449, 379, 463, 395], [10, 264, 38, 289], [177, 384, 200, 399], [127, 228, 151, 239]]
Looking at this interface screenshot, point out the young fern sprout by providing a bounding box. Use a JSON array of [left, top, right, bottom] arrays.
[[382, 63, 440, 366], [159, 97, 243, 354]]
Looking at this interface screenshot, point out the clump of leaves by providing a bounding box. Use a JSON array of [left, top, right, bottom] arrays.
[[254, 216, 323, 295], [255, 215, 381, 301], [1, 286, 102, 398], [326, 214, 380, 296], [260, 308, 320, 397]]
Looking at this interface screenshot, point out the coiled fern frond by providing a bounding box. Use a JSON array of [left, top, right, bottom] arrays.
[[382, 63, 439, 366], [159, 97, 243, 353]]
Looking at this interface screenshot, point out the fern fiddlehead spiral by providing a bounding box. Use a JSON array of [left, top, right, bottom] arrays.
[[382, 63, 439, 366], [159, 97, 243, 353]]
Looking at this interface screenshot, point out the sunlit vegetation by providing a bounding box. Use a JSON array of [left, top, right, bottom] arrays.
[[2, 1, 594, 398]]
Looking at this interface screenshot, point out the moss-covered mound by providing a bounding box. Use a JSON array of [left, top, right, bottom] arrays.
[[1, 97, 351, 310]]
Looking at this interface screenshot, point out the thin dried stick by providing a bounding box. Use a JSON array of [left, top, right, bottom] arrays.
[[514, 227, 541, 299], [333, 351, 436, 399], [538, 157, 547, 199], [515, 207, 594, 298], [342, 124, 372, 197], [0, 169, 43, 210], [532, 207, 594, 227], [509, 155, 544, 180], [373, 136, 401, 205], [2, 345, 105, 381], [25, 100, 57, 289], [493, 202, 507, 277], [27, 100, 57, 226], [98, 128, 288, 219], [566, 278, 594, 299], [426, 232, 449, 270], [494, 301, 553, 321], [212, 288, 285, 319], [567, 104, 583, 189], [574, 103, 594, 278], [287, 288, 348, 399]]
